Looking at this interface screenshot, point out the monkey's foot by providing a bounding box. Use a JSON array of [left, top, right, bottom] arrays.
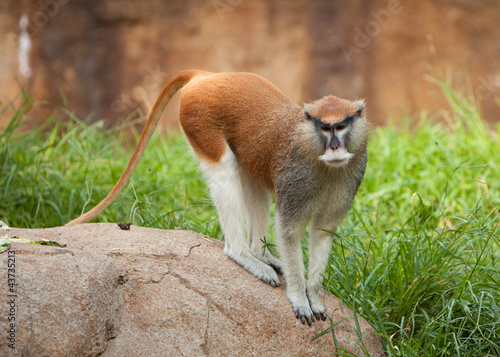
[[260, 251, 283, 275], [227, 252, 281, 287]]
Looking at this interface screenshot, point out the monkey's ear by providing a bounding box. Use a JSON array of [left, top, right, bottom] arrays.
[[304, 104, 316, 121], [354, 100, 366, 118], [304, 105, 312, 120]]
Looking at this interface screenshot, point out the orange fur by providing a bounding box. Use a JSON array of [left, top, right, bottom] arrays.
[[179, 72, 302, 189], [304, 95, 362, 123]]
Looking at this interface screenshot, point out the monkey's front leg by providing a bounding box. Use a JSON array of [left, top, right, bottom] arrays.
[[306, 217, 335, 321], [275, 212, 314, 325]]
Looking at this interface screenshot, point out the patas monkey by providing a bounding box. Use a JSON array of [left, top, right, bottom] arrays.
[[66, 69, 369, 325]]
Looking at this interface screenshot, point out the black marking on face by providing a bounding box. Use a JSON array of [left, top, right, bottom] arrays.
[[328, 131, 341, 150], [308, 113, 359, 152], [305, 111, 358, 132], [305, 109, 363, 153]]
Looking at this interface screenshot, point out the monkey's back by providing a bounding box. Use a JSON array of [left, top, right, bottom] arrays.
[[179, 72, 303, 190]]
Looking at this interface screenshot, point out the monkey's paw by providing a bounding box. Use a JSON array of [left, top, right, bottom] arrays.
[[229, 253, 281, 287], [260, 251, 283, 275], [288, 292, 316, 325], [254, 264, 281, 287], [307, 289, 328, 322], [311, 305, 328, 321], [293, 305, 315, 326]]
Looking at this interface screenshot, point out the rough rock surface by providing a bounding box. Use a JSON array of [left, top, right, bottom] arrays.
[[0, 223, 385, 356]]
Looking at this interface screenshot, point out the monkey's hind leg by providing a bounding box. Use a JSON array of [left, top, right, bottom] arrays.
[[199, 148, 280, 287], [239, 167, 282, 274]]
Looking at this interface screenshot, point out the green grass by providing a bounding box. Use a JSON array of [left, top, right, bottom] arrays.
[[1, 85, 499, 356], [0, 93, 220, 235]]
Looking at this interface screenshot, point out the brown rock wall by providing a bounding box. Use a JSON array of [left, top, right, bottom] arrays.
[[1, 0, 499, 127]]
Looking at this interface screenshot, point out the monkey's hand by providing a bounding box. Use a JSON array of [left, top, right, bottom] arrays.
[[290, 290, 329, 325], [288, 292, 315, 326], [293, 304, 315, 326], [294, 304, 327, 325], [307, 289, 328, 322], [311, 305, 328, 322]]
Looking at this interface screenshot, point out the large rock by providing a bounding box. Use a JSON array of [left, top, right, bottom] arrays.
[[0, 223, 384, 356]]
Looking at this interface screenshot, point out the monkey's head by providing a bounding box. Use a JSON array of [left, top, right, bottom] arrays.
[[304, 95, 368, 168]]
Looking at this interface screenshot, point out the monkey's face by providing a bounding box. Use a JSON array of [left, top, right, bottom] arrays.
[[304, 96, 367, 168]]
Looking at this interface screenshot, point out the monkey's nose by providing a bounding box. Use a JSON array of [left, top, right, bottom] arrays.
[[328, 134, 341, 150]]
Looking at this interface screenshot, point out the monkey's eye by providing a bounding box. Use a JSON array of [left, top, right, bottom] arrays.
[[320, 125, 331, 132], [335, 124, 347, 131]]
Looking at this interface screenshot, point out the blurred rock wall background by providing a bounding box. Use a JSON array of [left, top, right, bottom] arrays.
[[1, 0, 499, 126]]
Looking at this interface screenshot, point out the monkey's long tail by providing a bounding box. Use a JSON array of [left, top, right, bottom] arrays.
[[65, 69, 210, 226]]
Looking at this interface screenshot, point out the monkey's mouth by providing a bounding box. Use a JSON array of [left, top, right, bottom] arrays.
[[323, 158, 349, 167], [319, 149, 353, 167]]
